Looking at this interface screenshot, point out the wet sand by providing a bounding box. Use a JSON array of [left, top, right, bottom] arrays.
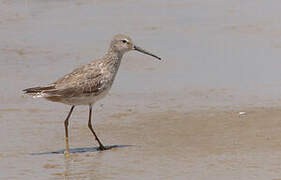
[[1, 107, 281, 179], [2, 0, 281, 179]]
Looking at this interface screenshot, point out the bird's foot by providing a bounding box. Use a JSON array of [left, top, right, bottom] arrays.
[[98, 145, 107, 151], [64, 150, 70, 157]]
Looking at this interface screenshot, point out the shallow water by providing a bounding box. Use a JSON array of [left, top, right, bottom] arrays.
[[1, 0, 281, 179]]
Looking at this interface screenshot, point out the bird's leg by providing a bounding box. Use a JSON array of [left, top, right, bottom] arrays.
[[64, 105, 75, 155], [88, 105, 106, 151]]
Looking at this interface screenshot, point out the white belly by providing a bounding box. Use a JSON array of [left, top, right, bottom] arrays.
[[58, 88, 110, 106]]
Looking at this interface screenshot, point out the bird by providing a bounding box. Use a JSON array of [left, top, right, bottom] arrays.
[[23, 34, 161, 153]]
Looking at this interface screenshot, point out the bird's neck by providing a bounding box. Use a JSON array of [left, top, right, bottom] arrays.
[[105, 48, 123, 60], [103, 49, 123, 73]]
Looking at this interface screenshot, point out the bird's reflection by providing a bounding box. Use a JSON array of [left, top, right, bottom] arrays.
[[64, 155, 71, 180], [30, 145, 133, 155]]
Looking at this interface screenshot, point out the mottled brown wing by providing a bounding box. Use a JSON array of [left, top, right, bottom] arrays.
[[44, 60, 106, 98]]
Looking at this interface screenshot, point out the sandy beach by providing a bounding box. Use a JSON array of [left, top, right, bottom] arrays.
[[1, 0, 281, 179], [1, 107, 281, 179]]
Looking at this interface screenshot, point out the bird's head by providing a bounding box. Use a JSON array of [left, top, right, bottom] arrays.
[[109, 34, 161, 60]]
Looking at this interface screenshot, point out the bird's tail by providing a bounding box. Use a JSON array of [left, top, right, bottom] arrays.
[[23, 85, 55, 98]]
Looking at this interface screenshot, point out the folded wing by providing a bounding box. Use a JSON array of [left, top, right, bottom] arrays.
[[23, 60, 107, 99]]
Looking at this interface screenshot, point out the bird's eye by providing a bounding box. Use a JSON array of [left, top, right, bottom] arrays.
[[122, 40, 127, 43]]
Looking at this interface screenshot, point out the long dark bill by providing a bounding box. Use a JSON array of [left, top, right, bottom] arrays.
[[134, 45, 161, 60]]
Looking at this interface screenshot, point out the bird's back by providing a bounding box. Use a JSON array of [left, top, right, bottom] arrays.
[[23, 58, 117, 105]]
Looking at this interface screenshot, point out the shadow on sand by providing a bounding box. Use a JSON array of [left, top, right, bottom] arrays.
[[30, 145, 133, 155]]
